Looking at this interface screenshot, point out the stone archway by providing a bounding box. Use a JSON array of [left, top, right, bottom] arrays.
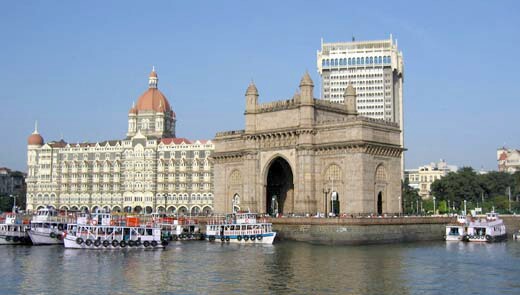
[[265, 157, 294, 215]]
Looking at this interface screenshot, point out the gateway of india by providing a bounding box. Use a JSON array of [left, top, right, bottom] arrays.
[[213, 73, 403, 215]]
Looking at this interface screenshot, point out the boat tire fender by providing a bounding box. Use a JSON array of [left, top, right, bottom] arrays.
[[220, 237, 225, 242], [120, 240, 127, 248], [161, 240, 168, 247], [244, 235, 249, 241], [257, 235, 263, 241], [135, 240, 142, 247], [49, 232, 56, 239], [225, 236, 230, 242], [209, 235, 215, 242], [76, 237, 84, 245], [13, 236, 19, 243], [112, 240, 119, 247], [85, 239, 93, 246], [128, 240, 135, 247], [172, 235, 178, 241], [94, 240, 101, 247], [237, 235, 242, 241], [151, 240, 158, 247], [486, 235, 492, 242], [250, 235, 256, 241], [143, 241, 150, 248], [102, 240, 110, 247]]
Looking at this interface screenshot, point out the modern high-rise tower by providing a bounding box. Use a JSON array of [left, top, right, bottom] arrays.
[[317, 35, 404, 126]]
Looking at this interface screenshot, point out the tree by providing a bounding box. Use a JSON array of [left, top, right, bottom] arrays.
[[430, 167, 482, 209], [402, 179, 421, 214]]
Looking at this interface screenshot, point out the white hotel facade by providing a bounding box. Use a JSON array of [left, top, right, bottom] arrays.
[[26, 70, 215, 215], [317, 35, 404, 125]]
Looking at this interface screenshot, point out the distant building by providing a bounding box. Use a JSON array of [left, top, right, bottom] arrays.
[[0, 167, 26, 196], [405, 160, 458, 198], [26, 70, 215, 214], [317, 35, 404, 125], [497, 147, 520, 173]]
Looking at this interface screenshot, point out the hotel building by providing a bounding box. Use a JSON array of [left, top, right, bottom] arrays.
[[26, 70, 214, 214]]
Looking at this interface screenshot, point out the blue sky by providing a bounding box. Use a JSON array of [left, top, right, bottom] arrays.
[[1, 0, 519, 171]]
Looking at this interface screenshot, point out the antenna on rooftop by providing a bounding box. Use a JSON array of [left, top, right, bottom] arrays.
[[352, 35, 355, 42]]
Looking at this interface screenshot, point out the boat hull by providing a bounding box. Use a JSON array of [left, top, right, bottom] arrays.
[[63, 235, 165, 250], [0, 234, 31, 245], [207, 232, 276, 245], [463, 234, 507, 243], [28, 230, 64, 245]]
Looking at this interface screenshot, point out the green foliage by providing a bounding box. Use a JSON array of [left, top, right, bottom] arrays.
[[402, 179, 421, 214], [430, 166, 520, 214]]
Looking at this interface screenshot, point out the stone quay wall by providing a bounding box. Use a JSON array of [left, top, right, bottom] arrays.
[[268, 217, 451, 245]]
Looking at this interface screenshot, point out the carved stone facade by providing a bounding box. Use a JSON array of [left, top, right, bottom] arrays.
[[213, 73, 403, 215]]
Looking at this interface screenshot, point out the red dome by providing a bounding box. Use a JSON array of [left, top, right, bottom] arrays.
[[28, 133, 44, 146], [129, 106, 138, 114], [149, 70, 157, 78], [136, 88, 171, 113]]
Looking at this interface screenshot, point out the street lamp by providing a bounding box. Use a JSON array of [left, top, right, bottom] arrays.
[[398, 196, 401, 216], [464, 200, 467, 215], [433, 196, 436, 216], [9, 194, 17, 213], [322, 188, 330, 218]]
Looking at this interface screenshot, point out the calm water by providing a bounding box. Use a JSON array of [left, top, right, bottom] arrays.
[[1, 241, 520, 295]]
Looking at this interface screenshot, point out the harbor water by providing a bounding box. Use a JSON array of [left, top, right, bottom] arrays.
[[1, 241, 520, 295]]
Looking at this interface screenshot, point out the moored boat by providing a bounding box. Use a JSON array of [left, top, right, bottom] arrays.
[[463, 212, 507, 242], [152, 213, 204, 241], [206, 212, 276, 244], [445, 215, 468, 241], [0, 213, 31, 245], [63, 213, 167, 250], [28, 207, 76, 245]]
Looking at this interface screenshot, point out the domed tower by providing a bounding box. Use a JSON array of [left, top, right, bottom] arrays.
[[27, 121, 44, 147], [127, 68, 176, 138]]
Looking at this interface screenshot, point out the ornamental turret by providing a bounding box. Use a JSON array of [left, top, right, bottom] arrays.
[[344, 83, 358, 115]]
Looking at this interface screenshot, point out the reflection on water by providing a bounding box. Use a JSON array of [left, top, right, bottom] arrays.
[[1, 241, 519, 294]]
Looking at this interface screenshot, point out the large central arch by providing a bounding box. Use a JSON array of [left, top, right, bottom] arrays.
[[265, 157, 294, 215]]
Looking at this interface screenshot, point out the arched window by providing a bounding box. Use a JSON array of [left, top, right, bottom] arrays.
[[378, 56, 382, 64], [229, 170, 242, 186], [322, 59, 326, 66], [325, 164, 342, 183], [348, 58, 352, 65], [356, 57, 360, 65], [375, 165, 386, 183]]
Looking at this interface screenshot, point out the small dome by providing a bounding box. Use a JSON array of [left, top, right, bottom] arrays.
[[129, 106, 138, 114], [28, 133, 44, 146], [344, 84, 356, 96], [245, 82, 258, 96], [299, 72, 314, 87], [149, 70, 157, 78]]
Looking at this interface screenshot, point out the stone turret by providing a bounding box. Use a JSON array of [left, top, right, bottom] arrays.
[[245, 82, 259, 133], [344, 83, 358, 115], [245, 82, 258, 113], [299, 72, 315, 128], [299, 72, 314, 105]]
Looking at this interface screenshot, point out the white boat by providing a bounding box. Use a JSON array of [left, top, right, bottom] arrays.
[[206, 212, 276, 244], [63, 213, 167, 250], [445, 215, 468, 241], [28, 207, 75, 245], [463, 212, 507, 242], [513, 231, 520, 240], [0, 213, 31, 245], [152, 213, 204, 241]]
